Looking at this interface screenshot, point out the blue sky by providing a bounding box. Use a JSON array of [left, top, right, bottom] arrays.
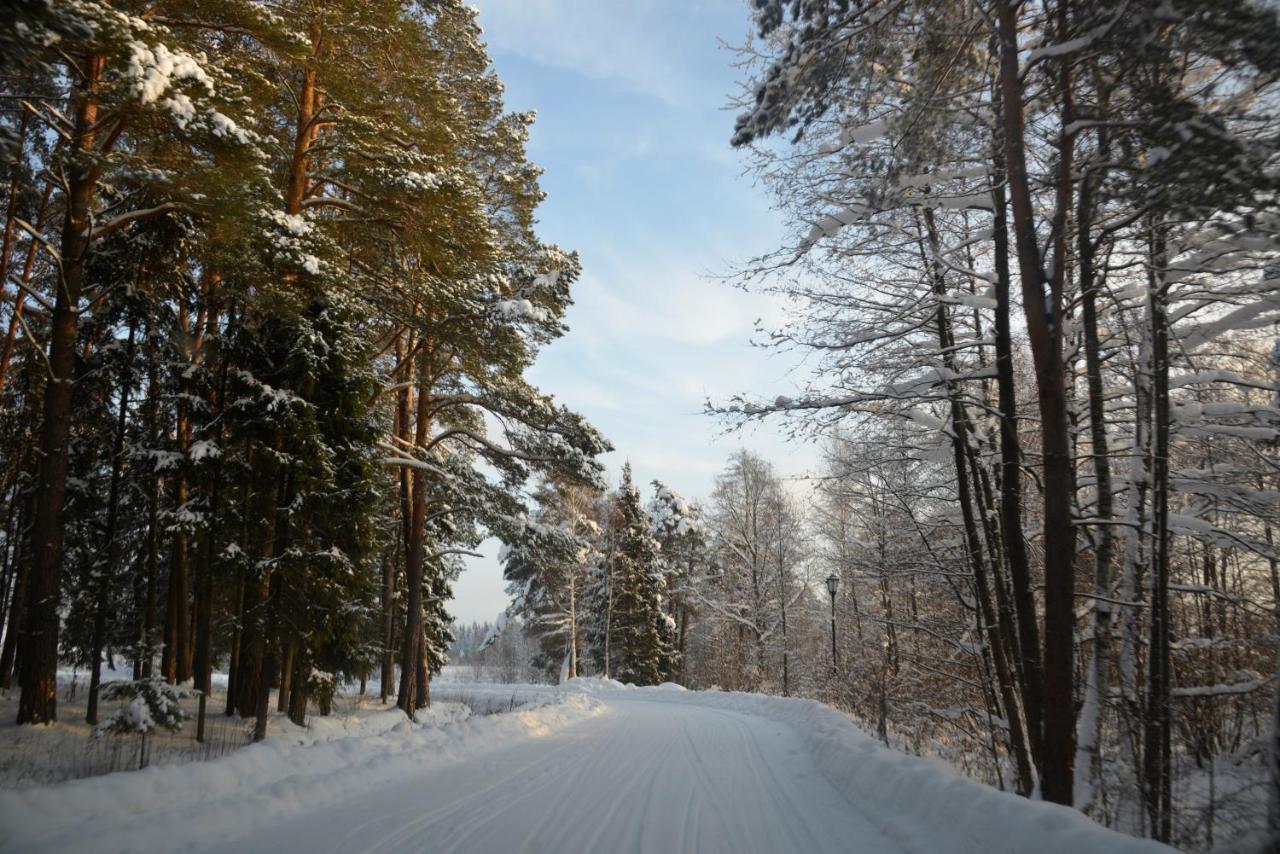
[[450, 0, 817, 624]]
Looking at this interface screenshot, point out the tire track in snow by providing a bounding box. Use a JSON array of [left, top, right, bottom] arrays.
[[238, 695, 907, 854]]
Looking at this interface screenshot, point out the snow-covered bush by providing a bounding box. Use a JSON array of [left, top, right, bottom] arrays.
[[95, 679, 196, 768], [307, 669, 336, 716], [96, 679, 194, 736]]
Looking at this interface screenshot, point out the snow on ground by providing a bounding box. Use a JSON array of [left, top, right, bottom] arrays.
[[1, 678, 1175, 854], [0, 685, 597, 853], [0, 666, 250, 786]]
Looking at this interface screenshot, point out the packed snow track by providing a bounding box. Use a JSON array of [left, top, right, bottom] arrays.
[[259, 695, 896, 854], [1, 680, 1170, 854]]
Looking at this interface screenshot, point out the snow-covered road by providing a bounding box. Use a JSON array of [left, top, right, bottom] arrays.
[[249, 695, 902, 854], [2, 680, 1172, 854]]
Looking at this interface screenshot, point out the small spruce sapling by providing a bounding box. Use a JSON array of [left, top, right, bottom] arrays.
[[307, 669, 337, 717], [94, 673, 196, 769]]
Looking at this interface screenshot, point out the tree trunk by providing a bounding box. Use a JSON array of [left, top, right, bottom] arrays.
[[18, 52, 106, 725], [1144, 223, 1173, 842], [381, 545, 395, 702], [989, 85, 1044, 773], [163, 298, 194, 685], [568, 574, 578, 680], [194, 295, 226, 740], [0, 521, 29, 689], [922, 206, 1035, 795], [0, 111, 29, 314], [288, 654, 307, 726], [1267, 651, 1280, 849], [1074, 125, 1117, 811], [397, 374, 430, 719], [415, 623, 428, 710], [225, 563, 244, 717], [383, 332, 411, 703], [277, 642, 295, 714], [87, 319, 137, 725], [993, 0, 1077, 802], [0, 184, 53, 397]]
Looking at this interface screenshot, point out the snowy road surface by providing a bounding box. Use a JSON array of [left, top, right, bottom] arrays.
[[2, 680, 1171, 854], [250, 695, 901, 854]]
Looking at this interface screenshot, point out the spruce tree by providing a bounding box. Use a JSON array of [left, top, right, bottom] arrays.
[[609, 465, 672, 686]]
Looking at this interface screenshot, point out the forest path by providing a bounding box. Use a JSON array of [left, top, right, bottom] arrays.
[[244, 694, 905, 854]]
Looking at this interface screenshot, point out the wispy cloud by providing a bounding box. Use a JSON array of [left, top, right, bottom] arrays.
[[475, 0, 746, 109]]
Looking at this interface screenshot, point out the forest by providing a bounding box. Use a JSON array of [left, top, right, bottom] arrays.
[[0, 0, 608, 742], [2, 1, 1280, 853]]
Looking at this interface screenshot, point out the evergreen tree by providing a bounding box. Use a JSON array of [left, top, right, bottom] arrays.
[[647, 481, 707, 684], [609, 465, 672, 686], [501, 478, 601, 681]]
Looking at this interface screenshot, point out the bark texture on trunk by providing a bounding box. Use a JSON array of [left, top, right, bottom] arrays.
[[397, 376, 430, 719], [18, 53, 106, 725], [993, 0, 1077, 802]]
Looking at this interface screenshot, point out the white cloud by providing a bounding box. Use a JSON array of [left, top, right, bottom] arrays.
[[571, 262, 785, 349]]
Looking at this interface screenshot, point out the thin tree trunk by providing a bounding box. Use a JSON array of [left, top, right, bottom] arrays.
[[0, 111, 30, 300], [277, 642, 295, 714], [383, 332, 411, 702], [923, 206, 1035, 795], [0, 184, 53, 397], [1074, 123, 1117, 811], [993, 1, 1077, 801], [0, 504, 29, 689], [163, 298, 194, 685], [87, 318, 137, 725], [253, 465, 294, 741], [141, 354, 161, 678], [380, 546, 395, 702], [195, 295, 227, 741], [225, 555, 246, 716], [989, 83, 1044, 774], [1144, 223, 1173, 842], [568, 573, 578, 680]]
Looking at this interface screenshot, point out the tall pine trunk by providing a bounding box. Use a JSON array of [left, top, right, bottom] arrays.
[[18, 53, 106, 724], [398, 371, 430, 718]]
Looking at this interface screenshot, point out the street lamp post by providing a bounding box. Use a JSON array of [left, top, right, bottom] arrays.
[[825, 573, 840, 672]]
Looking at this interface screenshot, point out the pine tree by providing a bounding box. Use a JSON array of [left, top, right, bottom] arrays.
[[502, 479, 601, 681]]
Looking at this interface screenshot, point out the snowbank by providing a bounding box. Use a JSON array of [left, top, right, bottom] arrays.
[[604, 684, 1173, 854], [0, 691, 604, 853]]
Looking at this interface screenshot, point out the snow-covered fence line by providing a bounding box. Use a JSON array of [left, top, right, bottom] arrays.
[[0, 691, 604, 852], [567, 679, 1174, 854]]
